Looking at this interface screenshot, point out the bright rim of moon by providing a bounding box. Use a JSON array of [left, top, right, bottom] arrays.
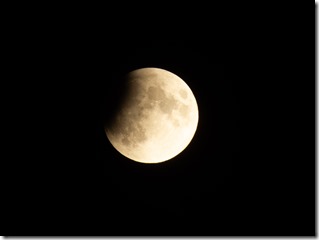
[[105, 67, 199, 164]]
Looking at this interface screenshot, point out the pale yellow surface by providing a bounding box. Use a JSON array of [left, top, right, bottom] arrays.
[[105, 67, 199, 164]]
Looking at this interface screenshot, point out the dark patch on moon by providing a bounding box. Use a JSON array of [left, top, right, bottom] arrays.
[[159, 96, 177, 115], [147, 86, 166, 101], [146, 85, 178, 115]]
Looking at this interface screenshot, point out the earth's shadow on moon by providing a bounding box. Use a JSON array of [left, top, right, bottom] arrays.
[[99, 74, 129, 132]]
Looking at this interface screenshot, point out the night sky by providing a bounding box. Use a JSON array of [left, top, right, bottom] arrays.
[[94, 44, 239, 235], [7, 24, 314, 236]]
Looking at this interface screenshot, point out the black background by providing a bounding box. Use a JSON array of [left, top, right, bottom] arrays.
[[94, 44, 239, 235], [6, 6, 315, 237]]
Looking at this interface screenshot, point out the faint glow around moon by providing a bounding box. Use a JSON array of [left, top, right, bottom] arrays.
[[105, 67, 199, 164]]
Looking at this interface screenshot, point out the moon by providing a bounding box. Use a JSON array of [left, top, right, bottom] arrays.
[[105, 67, 199, 164]]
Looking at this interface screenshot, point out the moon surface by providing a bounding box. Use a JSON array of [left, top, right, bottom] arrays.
[[105, 67, 199, 164]]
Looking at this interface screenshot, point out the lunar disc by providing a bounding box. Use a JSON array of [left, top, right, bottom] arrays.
[[105, 67, 199, 164]]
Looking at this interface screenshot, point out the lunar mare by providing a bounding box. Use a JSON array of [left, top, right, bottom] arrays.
[[105, 67, 199, 164]]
